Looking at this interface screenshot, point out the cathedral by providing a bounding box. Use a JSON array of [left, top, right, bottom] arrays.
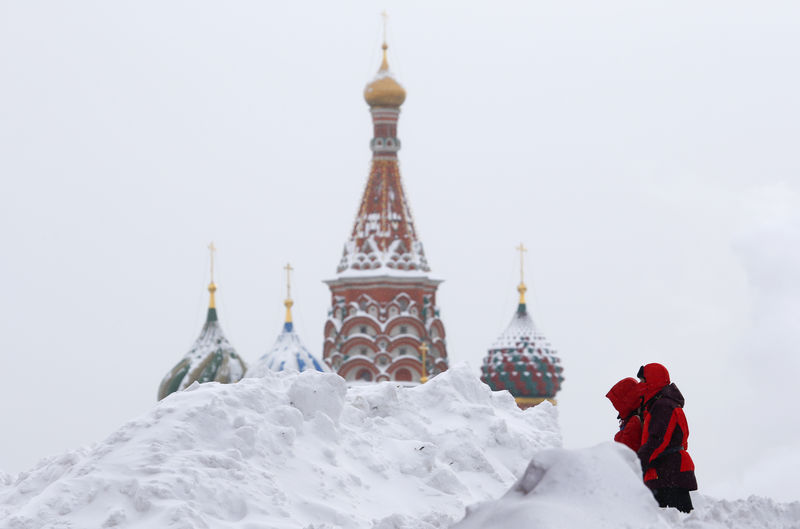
[[158, 35, 564, 407]]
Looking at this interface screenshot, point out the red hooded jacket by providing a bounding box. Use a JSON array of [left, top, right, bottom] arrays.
[[606, 377, 643, 452], [637, 363, 697, 491]]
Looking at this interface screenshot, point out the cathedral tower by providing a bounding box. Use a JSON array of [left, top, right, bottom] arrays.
[[323, 37, 448, 384]]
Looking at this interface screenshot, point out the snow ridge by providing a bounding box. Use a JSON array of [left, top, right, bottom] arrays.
[[0, 364, 559, 529], [2, 365, 798, 529]]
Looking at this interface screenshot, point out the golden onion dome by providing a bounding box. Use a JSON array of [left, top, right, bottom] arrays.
[[364, 43, 406, 108]]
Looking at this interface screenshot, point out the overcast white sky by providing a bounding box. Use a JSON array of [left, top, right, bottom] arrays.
[[1, 1, 798, 502]]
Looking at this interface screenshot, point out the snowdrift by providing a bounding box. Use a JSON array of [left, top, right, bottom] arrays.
[[453, 442, 800, 529], [0, 365, 560, 528], [1, 364, 798, 529], [452, 442, 666, 529]]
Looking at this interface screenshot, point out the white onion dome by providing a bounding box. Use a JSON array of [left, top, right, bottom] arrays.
[[247, 297, 330, 376]]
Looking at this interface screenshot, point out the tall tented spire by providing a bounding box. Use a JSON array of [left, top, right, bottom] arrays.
[[341, 28, 423, 275], [324, 30, 449, 385], [247, 265, 329, 376], [158, 244, 246, 401], [480, 247, 564, 409]]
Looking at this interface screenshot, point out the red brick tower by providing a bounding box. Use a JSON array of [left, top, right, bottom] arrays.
[[323, 39, 448, 384]]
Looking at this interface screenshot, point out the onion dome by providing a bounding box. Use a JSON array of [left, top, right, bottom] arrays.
[[157, 283, 246, 400], [158, 245, 246, 400], [364, 42, 406, 108], [480, 246, 564, 408], [247, 264, 330, 376]]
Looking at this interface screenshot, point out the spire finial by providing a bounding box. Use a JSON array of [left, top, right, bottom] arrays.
[[208, 242, 217, 309], [516, 243, 528, 307], [283, 263, 294, 329], [379, 10, 389, 72]]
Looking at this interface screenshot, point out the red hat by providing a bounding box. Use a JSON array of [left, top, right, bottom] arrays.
[[606, 377, 643, 417], [638, 363, 670, 402]]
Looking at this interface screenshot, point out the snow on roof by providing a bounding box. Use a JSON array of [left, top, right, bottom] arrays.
[[483, 304, 564, 399], [336, 236, 431, 277], [157, 308, 246, 400], [336, 155, 431, 277], [490, 307, 553, 352], [247, 322, 330, 376]]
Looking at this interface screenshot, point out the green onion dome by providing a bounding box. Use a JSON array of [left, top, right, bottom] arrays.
[[158, 281, 246, 400]]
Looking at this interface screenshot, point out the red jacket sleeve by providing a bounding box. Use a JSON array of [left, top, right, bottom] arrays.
[[614, 415, 642, 452]]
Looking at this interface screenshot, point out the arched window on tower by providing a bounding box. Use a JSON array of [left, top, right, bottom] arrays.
[[356, 369, 373, 382], [394, 368, 412, 382]]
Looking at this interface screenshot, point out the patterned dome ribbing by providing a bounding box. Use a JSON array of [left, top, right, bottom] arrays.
[[248, 266, 330, 376], [158, 282, 246, 400], [481, 294, 564, 406], [247, 320, 330, 376]]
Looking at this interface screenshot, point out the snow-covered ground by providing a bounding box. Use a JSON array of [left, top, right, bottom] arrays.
[[1, 366, 797, 528]]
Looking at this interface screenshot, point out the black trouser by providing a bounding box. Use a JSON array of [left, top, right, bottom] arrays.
[[652, 488, 693, 513]]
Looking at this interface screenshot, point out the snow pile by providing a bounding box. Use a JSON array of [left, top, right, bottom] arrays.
[[453, 443, 668, 529], [452, 442, 800, 529], [2, 364, 799, 529], [0, 364, 560, 529]]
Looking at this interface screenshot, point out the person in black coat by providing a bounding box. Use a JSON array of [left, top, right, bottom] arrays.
[[637, 363, 698, 513]]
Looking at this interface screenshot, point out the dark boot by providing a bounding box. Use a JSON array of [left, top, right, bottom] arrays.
[[653, 488, 693, 513]]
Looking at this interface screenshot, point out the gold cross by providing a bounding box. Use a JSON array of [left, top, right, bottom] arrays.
[[208, 242, 217, 282], [516, 243, 527, 284], [381, 10, 388, 44], [420, 342, 429, 384], [284, 263, 294, 300]]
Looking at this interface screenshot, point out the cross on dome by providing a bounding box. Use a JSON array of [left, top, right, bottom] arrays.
[[364, 13, 406, 108], [284, 262, 294, 329], [516, 243, 528, 306], [208, 241, 217, 309]]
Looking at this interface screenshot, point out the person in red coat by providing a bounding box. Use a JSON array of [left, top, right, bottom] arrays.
[[606, 377, 643, 452], [637, 363, 698, 513]]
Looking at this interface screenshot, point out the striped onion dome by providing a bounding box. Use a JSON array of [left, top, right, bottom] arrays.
[[158, 281, 246, 400], [480, 281, 564, 407]]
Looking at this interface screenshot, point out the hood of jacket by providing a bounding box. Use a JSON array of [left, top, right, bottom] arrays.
[[640, 363, 670, 402], [606, 377, 643, 418], [652, 382, 685, 408]]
